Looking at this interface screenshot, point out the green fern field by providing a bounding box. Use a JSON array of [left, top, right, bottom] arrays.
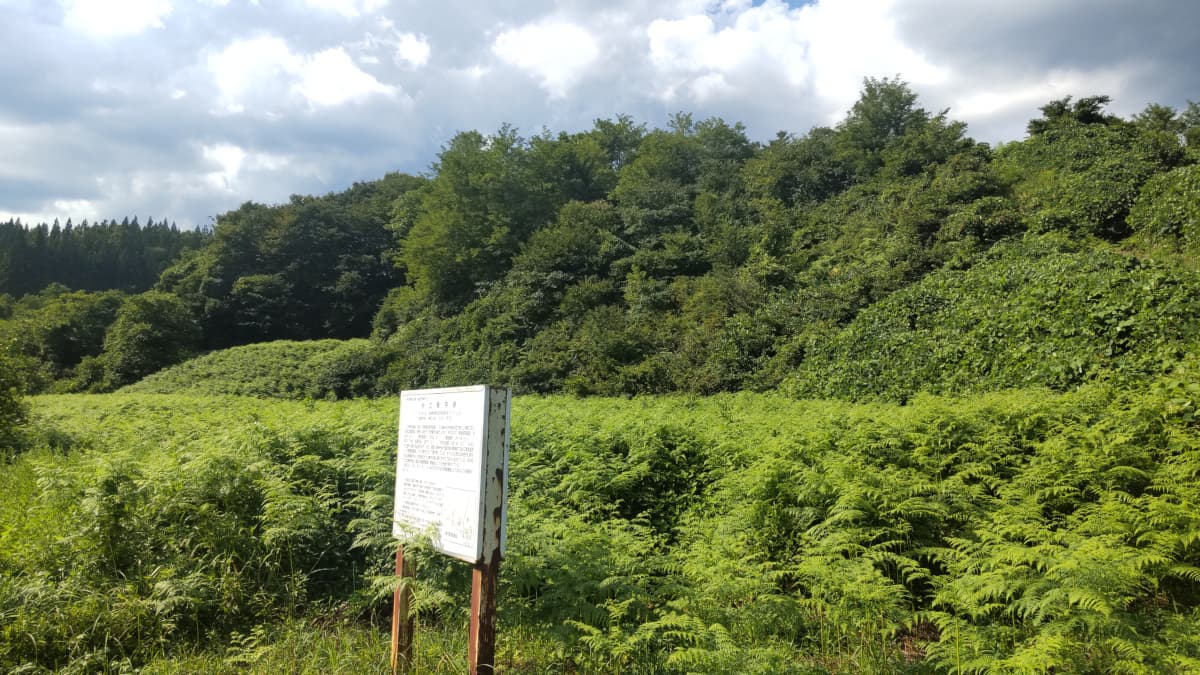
[[3, 381, 1199, 673]]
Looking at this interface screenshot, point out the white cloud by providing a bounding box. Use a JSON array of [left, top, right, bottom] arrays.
[[202, 143, 246, 191], [61, 0, 172, 38], [646, 0, 948, 116], [304, 0, 385, 18], [50, 199, 99, 220], [791, 0, 948, 115], [396, 32, 431, 68], [201, 143, 305, 192], [295, 47, 396, 106], [690, 72, 732, 102], [4, 0, 1197, 228], [0, 200, 101, 227], [352, 19, 430, 70], [492, 19, 600, 98], [944, 65, 1138, 141], [207, 36, 395, 112], [208, 35, 299, 113]]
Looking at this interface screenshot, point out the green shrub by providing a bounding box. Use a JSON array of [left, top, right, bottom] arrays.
[[995, 119, 1178, 239], [1127, 164, 1200, 255], [98, 291, 202, 390], [0, 352, 25, 456]]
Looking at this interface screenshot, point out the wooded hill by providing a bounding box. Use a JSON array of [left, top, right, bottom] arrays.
[[3, 79, 1200, 400]]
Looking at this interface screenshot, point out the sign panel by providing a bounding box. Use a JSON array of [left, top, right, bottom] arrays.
[[393, 385, 509, 563]]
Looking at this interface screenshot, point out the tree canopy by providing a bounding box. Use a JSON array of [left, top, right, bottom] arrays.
[[4, 78, 1200, 400]]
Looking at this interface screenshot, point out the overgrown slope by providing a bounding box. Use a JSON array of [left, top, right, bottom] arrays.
[[122, 339, 379, 399], [784, 234, 1200, 401]]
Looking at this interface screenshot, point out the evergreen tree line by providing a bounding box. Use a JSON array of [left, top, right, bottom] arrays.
[[0, 217, 209, 296], [2, 79, 1200, 399]]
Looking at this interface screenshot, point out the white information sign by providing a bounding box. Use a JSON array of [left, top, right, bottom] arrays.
[[393, 385, 510, 563]]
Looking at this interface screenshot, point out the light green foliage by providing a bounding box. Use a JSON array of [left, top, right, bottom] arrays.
[[123, 339, 378, 399], [784, 233, 1200, 402], [997, 103, 1183, 238], [4, 386, 1198, 672], [1127, 164, 1200, 256], [1, 394, 396, 670]]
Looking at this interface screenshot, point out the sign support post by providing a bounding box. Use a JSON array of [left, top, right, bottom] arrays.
[[467, 386, 509, 674], [469, 557, 499, 674], [390, 545, 415, 674], [392, 384, 511, 675]]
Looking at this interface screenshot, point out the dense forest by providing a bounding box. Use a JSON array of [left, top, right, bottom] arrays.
[[2, 80, 1198, 402], [0, 217, 209, 297], [3, 79, 1200, 672]]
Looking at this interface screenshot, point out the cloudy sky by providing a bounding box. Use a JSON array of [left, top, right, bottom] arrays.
[[1, 0, 1196, 228]]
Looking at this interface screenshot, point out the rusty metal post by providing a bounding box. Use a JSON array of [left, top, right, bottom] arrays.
[[468, 554, 500, 674], [468, 386, 510, 675], [390, 545, 415, 673]]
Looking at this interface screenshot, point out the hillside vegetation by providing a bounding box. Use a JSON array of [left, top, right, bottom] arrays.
[[784, 234, 1200, 401], [123, 339, 378, 399], [2, 384, 1199, 672], [2, 82, 1198, 401]]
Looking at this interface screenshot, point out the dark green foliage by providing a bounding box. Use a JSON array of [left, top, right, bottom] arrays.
[[0, 289, 204, 394], [1026, 95, 1120, 135], [368, 97, 1192, 399], [0, 217, 208, 297], [123, 339, 379, 399], [395, 128, 607, 309], [0, 351, 26, 456], [8, 83, 1200, 405], [743, 127, 850, 207], [834, 76, 940, 180], [96, 291, 202, 390], [0, 288, 124, 388], [997, 106, 1183, 239], [381, 80, 1182, 400], [159, 173, 421, 347]]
